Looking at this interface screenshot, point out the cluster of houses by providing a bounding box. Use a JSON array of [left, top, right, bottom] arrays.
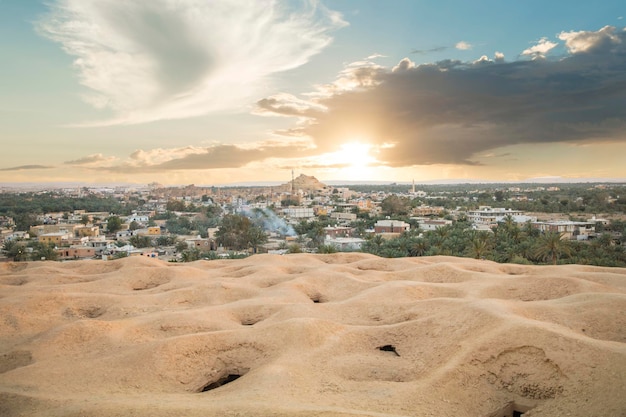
[[0, 177, 613, 262]]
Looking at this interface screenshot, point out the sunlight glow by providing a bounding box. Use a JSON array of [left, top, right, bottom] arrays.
[[332, 141, 377, 180]]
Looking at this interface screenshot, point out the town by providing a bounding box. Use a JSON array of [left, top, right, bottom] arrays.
[[1, 175, 625, 266]]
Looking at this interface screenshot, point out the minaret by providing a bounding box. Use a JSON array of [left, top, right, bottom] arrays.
[[412, 179, 415, 194], [291, 169, 295, 195]]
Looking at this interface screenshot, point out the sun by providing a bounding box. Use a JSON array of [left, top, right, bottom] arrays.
[[332, 141, 377, 180]]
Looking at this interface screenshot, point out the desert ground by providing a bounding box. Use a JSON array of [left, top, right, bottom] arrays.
[[1, 253, 625, 416]]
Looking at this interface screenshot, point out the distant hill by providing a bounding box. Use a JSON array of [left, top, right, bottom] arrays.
[[277, 174, 327, 193]]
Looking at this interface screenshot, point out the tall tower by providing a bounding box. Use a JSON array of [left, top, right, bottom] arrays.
[[291, 169, 295, 195], [412, 179, 415, 194]]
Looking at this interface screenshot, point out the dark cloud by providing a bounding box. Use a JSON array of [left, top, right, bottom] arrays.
[[85, 143, 316, 173], [64, 154, 110, 166], [411, 46, 448, 54], [0, 165, 54, 171], [267, 26, 626, 167], [278, 162, 352, 170]]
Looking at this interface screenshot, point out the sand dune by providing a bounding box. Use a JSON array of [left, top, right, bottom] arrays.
[[1, 253, 625, 416]]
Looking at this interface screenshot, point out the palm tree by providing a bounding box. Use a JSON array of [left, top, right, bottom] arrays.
[[468, 236, 491, 259], [365, 234, 385, 255], [534, 231, 571, 265], [409, 239, 428, 257]]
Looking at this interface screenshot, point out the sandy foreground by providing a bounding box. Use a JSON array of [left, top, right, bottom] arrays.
[[1, 253, 625, 417]]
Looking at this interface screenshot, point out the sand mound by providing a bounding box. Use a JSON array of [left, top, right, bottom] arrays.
[[1, 254, 625, 416]]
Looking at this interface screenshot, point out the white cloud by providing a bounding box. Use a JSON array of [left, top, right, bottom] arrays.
[[521, 37, 558, 59], [455, 41, 472, 50], [494, 51, 505, 61], [38, 0, 346, 125], [558, 25, 622, 54], [473, 55, 491, 64]]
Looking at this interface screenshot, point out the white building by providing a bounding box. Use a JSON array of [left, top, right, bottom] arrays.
[[532, 221, 595, 240], [330, 212, 357, 223], [417, 219, 452, 231], [282, 206, 315, 219], [325, 236, 366, 251], [467, 206, 530, 226]]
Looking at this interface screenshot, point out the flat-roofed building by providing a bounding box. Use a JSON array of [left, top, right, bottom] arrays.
[[374, 219, 410, 234]]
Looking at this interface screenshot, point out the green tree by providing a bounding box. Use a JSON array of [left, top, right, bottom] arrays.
[[32, 241, 59, 261], [287, 243, 302, 253], [247, 226, 268, 254], [215, 214, 267, 251], [317, 244, 338, 254], [534, 232, 572, 265], [380, 195, 410, 216], [2, 240, 28, 261], [409, 238, 428, 257], [468, 235, 491, 259], [175, 241, 189, 253], [129, 235, 152, 248], [181, 248, 201, 262], [80, 214, 90, 225], [106, 216, 123, 234], [165, 215, 193, 235], [166, 199, 186, 212], [156, 235, 178, 247]]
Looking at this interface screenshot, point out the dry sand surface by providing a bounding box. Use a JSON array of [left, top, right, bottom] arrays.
[[1, 253, 625, 417]]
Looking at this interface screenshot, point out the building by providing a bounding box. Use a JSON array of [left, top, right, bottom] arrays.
[[57, 246, 96, 260], [417, 219, 452, 231], [184, 237, 215, 250], [323, 226, 354, 238], [411, 205, 444, 217], [532, 221, 595, 240], [282, 206, 315, 219], [324, 236, 366, 251], [374, 219, 410, 234], [467, 206, 527, 226], [74, 226, 100, 238], [38, 232, 70, 246]]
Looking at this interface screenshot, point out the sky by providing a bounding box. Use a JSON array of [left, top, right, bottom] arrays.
[[1, 0, 626, 186]]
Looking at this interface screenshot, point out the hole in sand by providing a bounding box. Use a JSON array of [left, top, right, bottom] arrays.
[[309, 293, 325, 303], [378, 345, 400, 356], [486, 401, 534, 417], [200, 373, 242, 392], [241, 317, 261, 326]]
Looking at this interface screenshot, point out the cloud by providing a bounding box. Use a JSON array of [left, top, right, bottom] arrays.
[[521, 37, 558, 59], [257, 26, 626, 167], [411, 41, 473, 55], [67, 141, 316, 173], [38, 0, 346, 125], [411, 46, 448, 54], [0, 165, 54, 171], [558, 25, 623, 54], [64, 153, 117, 166], [255, 93, 327, 118], [455, 41, 472, 50]]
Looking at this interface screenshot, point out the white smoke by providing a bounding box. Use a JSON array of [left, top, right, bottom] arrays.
[[243, 208, 296, 236]]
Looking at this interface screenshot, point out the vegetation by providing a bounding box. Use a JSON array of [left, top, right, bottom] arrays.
[[106, 216, 123, 234], [360, 220, 626, 267], [2, 240, 58, 261], [214, 214, 267, 252], [0, 192, 130, 220]]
